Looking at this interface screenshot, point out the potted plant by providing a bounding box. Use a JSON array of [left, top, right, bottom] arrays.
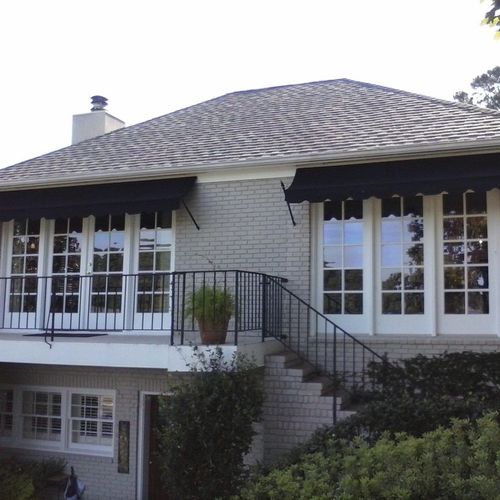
[[185, 286, 234, 344]]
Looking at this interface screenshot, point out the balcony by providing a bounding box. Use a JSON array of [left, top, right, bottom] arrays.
[[0, 270, 286, 370]]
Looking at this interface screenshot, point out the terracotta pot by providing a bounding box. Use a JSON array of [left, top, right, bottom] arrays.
[[198, 318, 230, 345]]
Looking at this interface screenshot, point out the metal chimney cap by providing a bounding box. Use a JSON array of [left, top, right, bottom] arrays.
[[91, 95, 108, 111]]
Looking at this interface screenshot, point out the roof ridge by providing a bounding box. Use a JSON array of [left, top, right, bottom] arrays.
[[340, 78, 500, 117]]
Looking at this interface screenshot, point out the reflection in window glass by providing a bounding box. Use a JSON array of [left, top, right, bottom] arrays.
[[323, 201, 363, 315], [137, 212, 172, 314], [9, 219, 40, 313], [442, 192, 489, 314], [380, 196, 424, 315]]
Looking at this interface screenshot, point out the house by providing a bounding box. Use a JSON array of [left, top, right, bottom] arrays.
[[1, 79, 500, 498]]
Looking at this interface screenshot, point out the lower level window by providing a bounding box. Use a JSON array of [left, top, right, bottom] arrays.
[[70, 393, 114, 448], [0, 386, 114, 455], [22, 391, 62, 442]]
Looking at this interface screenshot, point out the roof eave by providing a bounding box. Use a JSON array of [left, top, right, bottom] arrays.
[[1, 138, 500, 192]]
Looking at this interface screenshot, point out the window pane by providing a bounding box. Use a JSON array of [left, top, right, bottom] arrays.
[[381, 245, 401, 267], [381, 269, 401, 290], [140, 212, 156, 230], [467, 267, 488, 289], [139, 230, 155, 250], [466, 217, 487, 239], [157, 211, 172, 228], [404, 268, 424, 290], [323, 224, 342, 245], [467, 241, 488, 264], [403, 218, 423, 242], [345, 269, 363, 290], [443, 218, 464, 240], [404, 243, 424, 265], [405, 293, 424, 314], [382, 293, 401, 314], [381, 220, 401, 243], [323, 247, 342, 268], [344, 246, 363, 267], [155, 252, 171, 271], [468, 292, 489, 314], [444, 267, 465, 289], [139, 253, 154, 271], [443, 243, 464, 264], [344, 222, 362, 244], [445, 292, 465, 314], [324, 270, 341, 291], [344, 293, 362, 314], [324, 293, 341, 314]]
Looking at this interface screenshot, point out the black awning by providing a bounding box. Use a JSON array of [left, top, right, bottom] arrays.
[[284, 153, 500, 203], [0, 177, 196, 221]]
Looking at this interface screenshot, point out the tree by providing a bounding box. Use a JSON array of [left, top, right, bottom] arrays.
[[453, 66, 500, 111], [156, 347, 264, 500], [483, 0, 500, 38]]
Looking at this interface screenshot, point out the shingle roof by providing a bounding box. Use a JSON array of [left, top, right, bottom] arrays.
[[2, 78, 500, 186]]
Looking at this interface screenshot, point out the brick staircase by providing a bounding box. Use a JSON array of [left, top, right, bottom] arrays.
[[262, 350, 355, 464]]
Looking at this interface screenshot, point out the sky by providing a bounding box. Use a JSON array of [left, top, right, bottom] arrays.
[[0, 0, 498, 168]]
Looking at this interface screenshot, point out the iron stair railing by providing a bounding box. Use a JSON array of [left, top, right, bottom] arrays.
[[263, 276, 387, 424]]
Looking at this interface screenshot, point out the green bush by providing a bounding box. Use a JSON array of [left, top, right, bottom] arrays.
[[238, 413, 500, 500], [0, 456, 65, 500], [156, 347, 263, 500], [335, 351, 500, 440]]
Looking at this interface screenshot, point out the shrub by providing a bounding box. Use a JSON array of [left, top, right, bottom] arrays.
[[335, 351, 500, 440], [156, 347, 263, 500], [238, 413, 500, 500], [0, 456, 65, 500]]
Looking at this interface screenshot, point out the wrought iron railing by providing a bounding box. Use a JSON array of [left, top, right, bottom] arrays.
[[263, 277, 387, 423], [170, 270, 287, 345]]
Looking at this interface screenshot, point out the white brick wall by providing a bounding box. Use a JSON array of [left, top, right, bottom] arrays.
[[175, 178, 310, 298], [0, 363, 176, 500]]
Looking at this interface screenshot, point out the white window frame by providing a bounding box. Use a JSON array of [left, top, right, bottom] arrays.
[[0, 210, 176, 333], [314, 190, 500, 336], [0, 385, 115, 457]]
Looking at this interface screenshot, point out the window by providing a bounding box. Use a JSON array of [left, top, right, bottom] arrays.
[[70, 393, 114, 449], [322, 200, 363, 315], [22, 391, 62, 442], [136, 212, 172, 314], [9, 219, 40, 314], [1, 210, 174, 331], [442, 193, 489, 314], [0, 386, 114, 456], [318, 190, 495, 335], [380, 196, 424, 315]]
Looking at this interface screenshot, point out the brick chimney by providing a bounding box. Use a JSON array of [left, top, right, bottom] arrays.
[[72, 96, 125, 144]]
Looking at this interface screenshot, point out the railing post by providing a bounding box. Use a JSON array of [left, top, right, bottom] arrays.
[[170, 273, 176, 345], [234, 271, 239, 345], [261, 275, 268, 342]]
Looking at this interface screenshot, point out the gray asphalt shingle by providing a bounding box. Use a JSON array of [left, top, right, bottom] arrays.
[[2, 79, 500, 186]]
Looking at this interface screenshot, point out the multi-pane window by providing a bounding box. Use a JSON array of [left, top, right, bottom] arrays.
[[92, 215, 125, 313], [70, 393, 114, 448], [51, 218, 83, 314], [22, 391, 62, 442], [323, 200, 363, 314], [443, 192, 489, 314], [0, 389, 13, 437], [381, 196, 424, 315], [9, 219, 40, 313], [137, 212, 172, 314], [0, 387, 114, 455]]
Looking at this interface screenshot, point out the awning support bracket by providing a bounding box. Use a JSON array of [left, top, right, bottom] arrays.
[[182, 200, 200, 230], [281, 181, 296, 226]]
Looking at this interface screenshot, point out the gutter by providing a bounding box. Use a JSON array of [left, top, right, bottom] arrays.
[[1, 138, 500, 192]]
